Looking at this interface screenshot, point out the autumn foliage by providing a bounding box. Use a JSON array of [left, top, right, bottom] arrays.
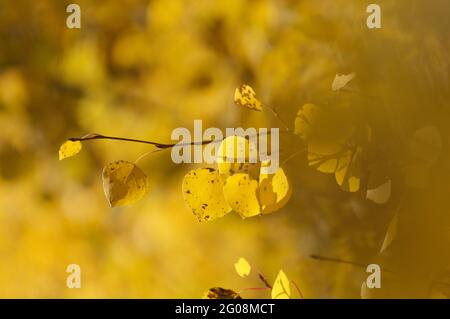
[[1, 0, 450, 298]]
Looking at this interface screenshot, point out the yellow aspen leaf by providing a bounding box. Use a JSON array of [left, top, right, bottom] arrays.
[[203, 287, 242, 299], [307, 140, 342, 173], [102, 160, 149, 207], [224, 173, 261, 218], [234, 257, 251, 277], [380, 214, 398, 254], [334, 147, 362, 193], [331, 73, 355, 91], [259, 162, 292, 214], [271, 270, 291, 299], [307, 139, 362, 192], [182, 168, 232, 222], [216, 135, 259, 178], [58, 140, 82, 160], [366, 179, 391, 204], [234, 84, 263, 111]]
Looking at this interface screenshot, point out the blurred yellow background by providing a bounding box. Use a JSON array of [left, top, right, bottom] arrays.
[[0, 0, 449, 298]]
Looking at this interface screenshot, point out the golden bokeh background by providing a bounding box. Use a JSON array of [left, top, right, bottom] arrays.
[[0, 0, 449, 298]]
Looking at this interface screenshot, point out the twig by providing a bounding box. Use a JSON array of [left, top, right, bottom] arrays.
[[134, 149, 164, 164], [69, 133, 212, 149], [258, 272, 272, 289], [291, 280, 304, 299], [282, 148, 307, 165]]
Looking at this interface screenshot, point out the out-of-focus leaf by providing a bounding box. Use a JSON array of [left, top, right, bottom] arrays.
[[308, 139, 362, 192], [307, 140, 343, 173], [271, 270, 291, 299], [294, 103, 319, 139], [224, 173, 261, 218], [59, 140, 82, 160], [234, 84, 263, 111], [102, 160, 149, 207], [367, 179, 391, 204], [59, 39, 105, 88], [203, 287, 242, 299], [331, 73, 355, 91], [182, 168, 232, 222], [234, 257, 251, 277], [334, 147, 362, 193]]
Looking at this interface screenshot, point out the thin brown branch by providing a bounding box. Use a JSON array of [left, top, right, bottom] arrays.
[[69, 133, 212, 149], [264, 104, 291, 133], [291, 280, 304, 299], [258, 272, 272, 289]]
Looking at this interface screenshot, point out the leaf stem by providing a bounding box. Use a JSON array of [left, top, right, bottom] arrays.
[[263, 104, 291, 133], [309, 254, 394, 273]]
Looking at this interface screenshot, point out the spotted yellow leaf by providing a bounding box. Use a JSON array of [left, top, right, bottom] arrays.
[[259, 162, 292, 214], [182, 168, 232, 222], [203, 287, 242, 299], [102, 160, 149, 207], [332, 73, 355, 91], [234, 84, 263, 111], [59, 140, 82, 160], [224, 173, 260, 218], [234, 257, 251, 277], [271, 270, 291, 299]]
